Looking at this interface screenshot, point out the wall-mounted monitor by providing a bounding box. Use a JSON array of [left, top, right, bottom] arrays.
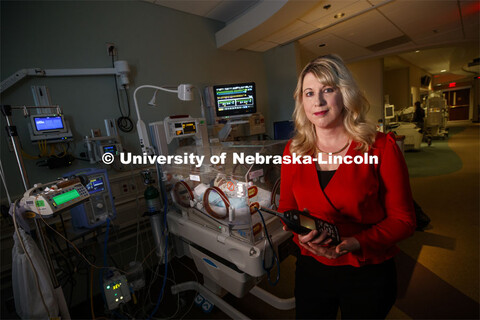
[[213, 82, 256, 118], [30, 114, 68, 135], [274, 120, 295, 140], [421, 75, 431, 87], [385, 104, 395, 119]]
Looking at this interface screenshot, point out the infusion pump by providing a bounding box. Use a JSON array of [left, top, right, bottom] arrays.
[[20, 179, 90, 217]]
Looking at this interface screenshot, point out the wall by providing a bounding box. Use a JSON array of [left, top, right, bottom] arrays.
[[263, 43, 300, 135], [384, 68, 410, 110], [0, 1, 268, 198], [347, 58, 384, 124]]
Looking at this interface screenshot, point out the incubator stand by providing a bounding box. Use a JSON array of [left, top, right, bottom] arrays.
[[164, 141, 295, 315]]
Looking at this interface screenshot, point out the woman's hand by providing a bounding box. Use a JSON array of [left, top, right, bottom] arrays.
[[284, 226, 360, 259], [300, 236, 361, 259]]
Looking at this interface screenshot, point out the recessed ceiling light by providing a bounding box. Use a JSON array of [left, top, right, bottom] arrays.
[[415, 50, 420, 53], [334, 13, 345, 19], [441, 69, 447, 72], [323, 4, 331, 10], [318, 43, 326, 47]]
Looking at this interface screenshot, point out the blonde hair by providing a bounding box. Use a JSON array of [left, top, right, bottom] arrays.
[[291, 54, 376, 155]]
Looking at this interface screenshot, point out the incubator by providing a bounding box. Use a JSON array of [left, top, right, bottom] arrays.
[[165, 141, 284, 245], [163, 140, 292, 302]]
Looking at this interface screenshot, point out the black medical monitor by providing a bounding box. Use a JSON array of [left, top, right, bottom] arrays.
[[274, 121, 295, 140], [213, 82, 256, 118]]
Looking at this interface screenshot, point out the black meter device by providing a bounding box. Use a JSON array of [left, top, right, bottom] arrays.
[[259, 207, 341, 245]]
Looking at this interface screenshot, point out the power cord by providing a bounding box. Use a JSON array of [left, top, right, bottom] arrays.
[[111, 53, 133, 132], [256, 207, 281, 286], [147, 170, 169, 319]]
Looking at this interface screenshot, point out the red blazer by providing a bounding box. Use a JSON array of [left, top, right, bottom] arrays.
[[278, 132, 416, 267]]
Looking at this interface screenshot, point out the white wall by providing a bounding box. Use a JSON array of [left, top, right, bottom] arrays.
[[348, 58, 384, 124]]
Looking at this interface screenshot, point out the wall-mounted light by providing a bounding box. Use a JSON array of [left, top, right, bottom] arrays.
[[441, 69, 447, 73]]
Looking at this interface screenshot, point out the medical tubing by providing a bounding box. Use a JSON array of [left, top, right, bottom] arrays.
[[148, 168, 169, 319], [100, 218, 111, 308], [256, 208, 281, 286], [147, 235, 168, 319]]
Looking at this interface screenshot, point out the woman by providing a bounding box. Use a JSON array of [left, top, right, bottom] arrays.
[[278, 54, 416, 319]]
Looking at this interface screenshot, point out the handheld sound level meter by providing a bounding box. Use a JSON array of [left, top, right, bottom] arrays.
[[259, 207, 341, 245]]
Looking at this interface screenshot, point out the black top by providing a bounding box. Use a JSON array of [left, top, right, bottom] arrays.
[[317, 170, 336, 190]]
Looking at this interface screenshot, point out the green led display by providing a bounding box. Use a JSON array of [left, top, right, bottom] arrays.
[[35, 200, 45, 207], [53, 189, 80, 206]]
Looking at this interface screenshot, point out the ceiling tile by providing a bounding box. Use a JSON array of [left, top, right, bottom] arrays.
[[306, 0, 372, 29], [328, 10, 403, 47], [299, 33, 372, 61], [378, 0, 462, 41], [263, 19, 317, 44], [411, 27, 464, 46], [460, 1, 480, 40], [301, 0, 362, 24]]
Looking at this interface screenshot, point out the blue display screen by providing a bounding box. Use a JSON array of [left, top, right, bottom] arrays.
[[34, 116, 64, 131], [86, 177, 105, 194], [103, 145, 117, 154]]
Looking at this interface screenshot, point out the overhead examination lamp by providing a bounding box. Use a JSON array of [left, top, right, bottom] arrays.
[[133, 84, 195, 155]]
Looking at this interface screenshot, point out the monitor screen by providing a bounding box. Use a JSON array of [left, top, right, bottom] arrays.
[[385, 105, 395, 119], [86, 176, 105, 194], [103, 145, 117, 155], [34, 115, 64, 131], [31, 114, 67, 135], [213, 82, 256, 117], [274, 121, 295, 140]]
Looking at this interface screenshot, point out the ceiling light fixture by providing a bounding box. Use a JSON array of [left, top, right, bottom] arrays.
[[323, 4, 331, 10], [334, 13, 345, 19], [318, 43, 326, 47], [415, 50, 420, 53], [441, 69, 447, 72]]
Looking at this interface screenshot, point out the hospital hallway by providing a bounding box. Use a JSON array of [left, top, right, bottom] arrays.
[[167, 123, 480, 320]]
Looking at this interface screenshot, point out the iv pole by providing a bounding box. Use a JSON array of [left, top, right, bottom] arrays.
[[1, 104, 71, 319], [1, 61, 131, 319]]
